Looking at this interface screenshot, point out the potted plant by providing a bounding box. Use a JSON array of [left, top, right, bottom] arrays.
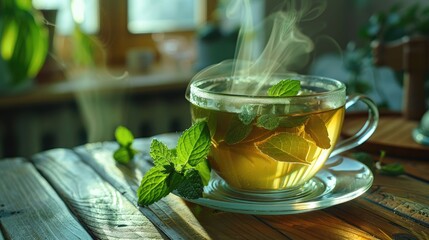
[[360, 3, 429, 120], [0, 0, 49, 92]]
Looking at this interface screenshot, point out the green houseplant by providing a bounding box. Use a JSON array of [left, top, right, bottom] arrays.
[[360, 3, 429, 90], [0, 0, 48, 91], [342, 3, 429, 110]]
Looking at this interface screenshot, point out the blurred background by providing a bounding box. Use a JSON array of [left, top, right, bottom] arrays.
[[0, 0, 428, 158]]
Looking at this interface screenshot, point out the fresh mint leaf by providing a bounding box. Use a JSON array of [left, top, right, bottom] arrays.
[[150, 139, 174, 166], [168, 168, 205, 199], [175, 169, 204, 199], [115, 125, 134, 146], [379, 163, 404, 176], [194, 160, 211, 186], [170, 148, 177, 156], [113, 147, 135, 164], [176, 121, 211, 167], [162, 162, 175, 174], [225, 117, 253, 145], [352, 151, 404, 176], [267, 79, 301, 97], [114, 126, 138, 164], [137, 166, 171, 206], [137, 120, 212, 206], [256, 114, 280, 130], [168, 171, 186, 192]]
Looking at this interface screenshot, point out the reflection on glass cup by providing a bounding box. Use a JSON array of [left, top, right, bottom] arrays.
[[186, 74, 379, 192]]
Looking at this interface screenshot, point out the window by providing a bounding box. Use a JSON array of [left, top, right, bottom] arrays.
[[32, 0, 99, 35], [32, 0, 215, 65], [127, 0, 206, 34]]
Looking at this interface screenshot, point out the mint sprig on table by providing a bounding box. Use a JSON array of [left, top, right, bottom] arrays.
[[352, 151, 405, 176], [137, 120, 211, 206], [113, 126, 139, 164]]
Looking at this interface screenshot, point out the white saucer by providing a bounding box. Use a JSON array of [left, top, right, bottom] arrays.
[[174, 156, 373, 215]]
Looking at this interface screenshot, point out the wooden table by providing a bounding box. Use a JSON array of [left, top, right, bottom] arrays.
[[0, 133, 428, 239]]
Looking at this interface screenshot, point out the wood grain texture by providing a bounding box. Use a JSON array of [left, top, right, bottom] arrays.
[[0, 158, 91, 239], [32, 149, 166, 240], [364, 175, 429, 229], [0, 158, 29, 168], [75, 134, 289, 240], [324, 174, 429, 240], [75, 139, 210, 240], [342, 113, 429, 159], [258, 211, 375, 240], [325, 199, 428, 240], [382, 155, 429, 182]]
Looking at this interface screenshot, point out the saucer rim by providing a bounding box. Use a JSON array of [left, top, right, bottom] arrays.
[[173, 156, 374, 215]]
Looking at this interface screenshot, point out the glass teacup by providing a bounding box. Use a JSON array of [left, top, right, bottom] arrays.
[[186, 73, 378, 193]]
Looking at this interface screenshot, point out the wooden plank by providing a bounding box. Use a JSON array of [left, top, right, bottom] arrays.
[[75, 139, 210, 240], [382, 155, 429, 182], [364, 175, 429, 228], [32, 149, 166, 240], [0, 158, 91, 239], [75, 134, 288, 240], [325, 198, 429, 240], [260, 173, 429, 240], [0, 158, 28, 168], [370, 174, 429, 205], [342, 112, 429, 159], [176, 201, 289, 240], [366, 190, 429, 227], [323, 174, 429, 240], [258, 211, 375, 239]]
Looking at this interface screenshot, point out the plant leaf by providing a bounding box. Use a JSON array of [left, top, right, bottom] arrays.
[[175, 169, 204, 199], [304, 115, 331, 149], [267, 79, 301, 97], [137, 166, 171, 206], [379, 163, 404, 176], [256, 114, 280, 130], [255, 132, 310, 164], [279, 115, 309, 128], [150, 139, 173, 166], [176, 120, 211, 167], [113, 147, 134, 164], [115, 126, 134, 147], [194, 160, 211, 186], [168, 171, 186, 192], [238, 105, 256, 125], [1, 17, 18, 60], [26, 11, 48, 77], [224, 117, 253, 145]]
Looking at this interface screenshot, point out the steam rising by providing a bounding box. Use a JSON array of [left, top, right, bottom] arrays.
[[72, 71, 127, 143], [195, 0, 326, 95]]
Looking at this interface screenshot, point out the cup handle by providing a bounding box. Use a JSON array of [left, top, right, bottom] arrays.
[[329, 95, 379, 158]]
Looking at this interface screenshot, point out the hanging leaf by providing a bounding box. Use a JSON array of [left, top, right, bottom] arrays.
[[304, 115, 331, 149]]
